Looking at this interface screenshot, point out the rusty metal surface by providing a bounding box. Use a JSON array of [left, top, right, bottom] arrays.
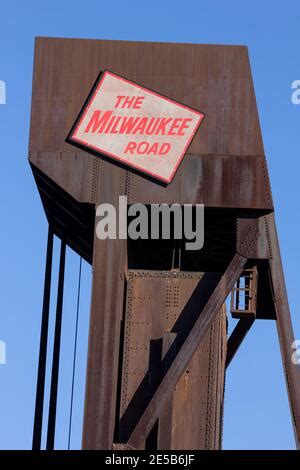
[[118, 270, 226, 449], [82, 159, 128, 449], [126, 253, 247, 449], [237, 216, 272, 259], [29, 37, 272, 211], [127, 155, 272, 209]]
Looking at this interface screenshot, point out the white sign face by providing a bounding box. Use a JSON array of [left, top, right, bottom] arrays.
[[68, 71, 204, 183]]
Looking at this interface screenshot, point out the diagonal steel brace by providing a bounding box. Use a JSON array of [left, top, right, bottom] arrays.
[[127, 252, 248, 449]]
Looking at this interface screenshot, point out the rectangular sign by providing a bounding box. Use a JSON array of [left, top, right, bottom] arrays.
[[67, 71, 205, 183]]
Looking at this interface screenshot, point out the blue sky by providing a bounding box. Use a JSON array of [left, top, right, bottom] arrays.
[[0, 0, 299, 450]]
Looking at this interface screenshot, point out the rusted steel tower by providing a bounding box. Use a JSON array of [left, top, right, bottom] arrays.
[[29, 37, 300, 450]]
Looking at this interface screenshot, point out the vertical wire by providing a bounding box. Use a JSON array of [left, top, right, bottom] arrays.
[[68, 256, 82, 449]]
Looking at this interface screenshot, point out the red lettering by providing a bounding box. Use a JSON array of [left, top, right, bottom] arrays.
[[116, 96, 146, 109], [123, 96, 136, 108], [154, 118, 172, 135], [145, 117, 160, 135], [84, 110, 113, 133], [178, 118, 192, 136], [110, 116, 122, 134], [103, 116, 116, 133], [124, 141, 136, 154], [119, 117, 140, 134], [137, 142, 148, 154], [133, 96, 145, 109], [85, 113, 193, 137], [132, 117, 148, 134], [159, 143, 171, 155], [114, 96, 125, 108], [124, 141, 171, 156], [168, 118, 182, 136], [147, 142, 159, 155]]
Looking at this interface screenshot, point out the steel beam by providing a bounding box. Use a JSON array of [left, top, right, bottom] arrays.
[[32, 224, 54, 450], [46, 239, 66, 450], [82, 160, 127, 449], [127, 253, 247, 449], [226, 318, 254, 368], [267, 213, 300, 448]]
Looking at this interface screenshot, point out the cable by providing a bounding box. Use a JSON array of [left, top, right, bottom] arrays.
[[68, 256, 82, 449]]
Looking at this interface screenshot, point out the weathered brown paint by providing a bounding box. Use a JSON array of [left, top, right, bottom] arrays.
[[126, 253, 247, 449], [82, 159, 128, 449], [118, 271, 226, 449], [29, 37, 272, 211]]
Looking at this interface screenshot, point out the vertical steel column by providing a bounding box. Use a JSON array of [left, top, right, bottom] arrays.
[[82, 160, 127, 449], [32, 224, 54, 450], [267, 213, 300, 448], [46, 239, 66, 450]]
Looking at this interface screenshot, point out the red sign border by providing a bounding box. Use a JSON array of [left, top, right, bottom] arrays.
[[67, 70, 205, 184]]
